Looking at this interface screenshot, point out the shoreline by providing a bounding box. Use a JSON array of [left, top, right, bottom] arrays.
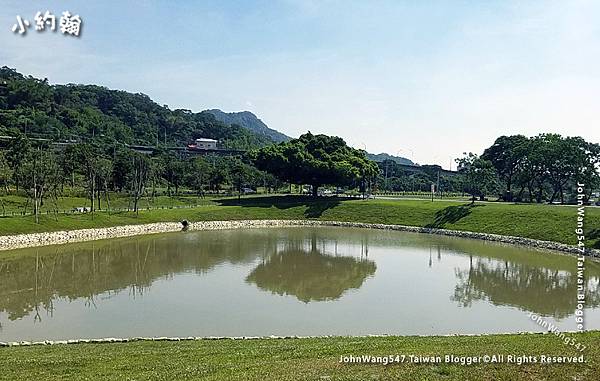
[[0, 219, 598, 258], [0, 330, 589, 348]]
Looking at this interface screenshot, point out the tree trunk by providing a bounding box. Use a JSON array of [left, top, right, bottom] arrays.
[[559, 186, 564, 204], [90, 174, 95, 220], [312, 185, 318, 198], [105, 188, 111, 214], [505, 175, 513, 202]]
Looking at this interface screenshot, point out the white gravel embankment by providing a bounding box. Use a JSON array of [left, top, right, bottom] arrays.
[[0, 219, 597, 258]]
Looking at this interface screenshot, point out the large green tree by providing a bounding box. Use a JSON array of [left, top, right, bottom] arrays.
[[456, 153, 499, 202], [253, 132, 379, 197], [482, 135, 529, 201]]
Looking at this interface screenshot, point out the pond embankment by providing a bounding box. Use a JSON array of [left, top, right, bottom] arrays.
[[0, 219, 598, 257]]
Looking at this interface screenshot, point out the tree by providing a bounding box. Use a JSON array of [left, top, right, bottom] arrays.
[[456, 153, 498, 202], [5, 133, 31, 192], [128, 153, 150, 215], [60, 144, 80, 189], [230, 158, 251, 201], [544, 135, 597, 204], [207, 157, 228, 193], [482, 135, 528, 201], [80, 145, 98, 217], [95, 158, 113, 212], [184, 157, 209, 198], [112, 148, 134, 192], [148, 157, 164, 200], [19, 149, 60, 223], [253, 132, 379, 197], [504, 134, 600, 204], [0, 151, 13, 215], [162, 154, 185, 196]]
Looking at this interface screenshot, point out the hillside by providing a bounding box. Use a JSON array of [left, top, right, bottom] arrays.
[[205, 109, 291, 143], [206, 109, 417, 164], [0, 66, 415, 163], [0, 67, 272, 150], [366, 152, 414, 165]]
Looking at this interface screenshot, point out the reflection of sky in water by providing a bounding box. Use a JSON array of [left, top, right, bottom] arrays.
[[0, 227, 599, 341]]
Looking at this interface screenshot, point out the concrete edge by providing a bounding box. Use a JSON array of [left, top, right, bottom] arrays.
[[0, 219, 598, 258]]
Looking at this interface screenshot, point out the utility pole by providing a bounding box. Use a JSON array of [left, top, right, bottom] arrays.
[[431, 183, 434, 202], [437, 170, 440, 199], [384, 161, 389, 192]]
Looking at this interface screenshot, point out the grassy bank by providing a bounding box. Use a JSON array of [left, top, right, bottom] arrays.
[[1, 332, 598, 380], [0, 193, 215, 215], [0, 196, 598, 247]]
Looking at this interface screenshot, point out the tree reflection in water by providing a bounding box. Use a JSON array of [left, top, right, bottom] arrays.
[[246, 233, 376, 302], [0, 231, 281, 321], [2, 228, 599, 326], [452, 254, 600, 319]]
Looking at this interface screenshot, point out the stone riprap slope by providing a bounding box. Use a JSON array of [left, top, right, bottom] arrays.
[[0, 219, 597, 258]]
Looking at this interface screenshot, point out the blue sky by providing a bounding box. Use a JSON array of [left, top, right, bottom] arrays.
[[1, 0, 599, 167]]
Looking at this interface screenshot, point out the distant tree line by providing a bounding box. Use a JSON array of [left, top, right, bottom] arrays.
[[0, 131, 382, 220], [456, 134, 599, 203], [0, 133, 282, 219], [479, 134, 600, 203], [0, 66, 271, 150], [374, 134, 599, 204], [376, 161, 464, 194]]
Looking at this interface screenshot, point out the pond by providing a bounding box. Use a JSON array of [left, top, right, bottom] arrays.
[[1, 227, 599, 341]]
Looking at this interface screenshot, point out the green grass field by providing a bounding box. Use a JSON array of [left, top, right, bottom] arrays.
[[1, 332, 597, 380], [0, 195, 598, 247], [0, 193, 215, 215]]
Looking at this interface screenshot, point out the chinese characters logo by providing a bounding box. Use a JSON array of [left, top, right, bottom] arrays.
[[12, 11, 82, 37]]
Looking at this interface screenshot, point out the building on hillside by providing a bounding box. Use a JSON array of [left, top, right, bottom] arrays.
[[192, 138, 218, 150]]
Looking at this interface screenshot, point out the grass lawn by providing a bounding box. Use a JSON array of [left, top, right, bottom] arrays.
[[0, 193, 215, 215], [1, 332, 597, 380], [0, 196, 598, 247]]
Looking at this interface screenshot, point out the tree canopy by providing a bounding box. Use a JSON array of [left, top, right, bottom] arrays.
[[252, 132, 379, 197]]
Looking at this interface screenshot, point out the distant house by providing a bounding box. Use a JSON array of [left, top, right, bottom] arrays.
[[192, 138, 217, 150]]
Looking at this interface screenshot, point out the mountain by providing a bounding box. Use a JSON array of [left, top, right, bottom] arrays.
[[0, 67, 272, 150], [366, 152, 414, 166], [205, 109, 415, 165], [205, 109, 291, 143]]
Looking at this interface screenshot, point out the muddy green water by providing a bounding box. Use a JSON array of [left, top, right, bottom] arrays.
[[1, 227, 598, 341]]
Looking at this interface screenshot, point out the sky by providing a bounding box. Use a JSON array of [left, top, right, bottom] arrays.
[[1, 0, 599, 168]]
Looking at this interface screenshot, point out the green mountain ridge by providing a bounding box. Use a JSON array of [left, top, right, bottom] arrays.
[[0, 66, 414, 165], [0, 67, 272, 150], [206, 109, 415, 165], [366, 152, 414, 165], [205, 109, 291, 143]]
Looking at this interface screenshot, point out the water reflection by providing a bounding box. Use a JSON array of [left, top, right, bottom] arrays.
[[0, 231, 279, 321], [451, 255, 600, 318], [246, 234, 376, 302], [1, 227, 599, 333]]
